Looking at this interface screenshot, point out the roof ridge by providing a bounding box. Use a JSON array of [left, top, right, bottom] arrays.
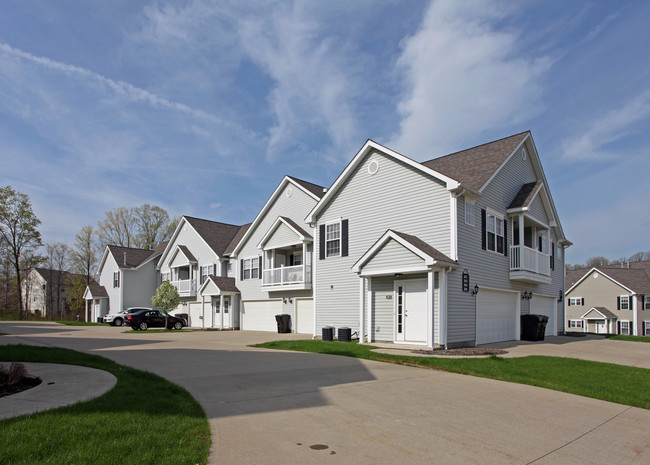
[[422, 130, 530, 164]]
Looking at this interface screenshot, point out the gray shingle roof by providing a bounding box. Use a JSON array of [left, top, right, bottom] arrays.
[[598, 268, 650, 294], [279, 216, 312, 239], [86, 284, 108, 298], [224, 223, 252, 256], [177, 245, 197, 263], [288, 176, 326, 199], [107, 245, 155, 268], [206, 276, 240, 293], [508, 181, 542, 209], [591, 307, 618, 319], [421, 131, 529, 191], [566, 268, 589, 289], [389, 230, 458, 265], [184, 216, 244, 257]]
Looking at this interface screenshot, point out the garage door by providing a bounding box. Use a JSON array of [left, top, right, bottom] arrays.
[[296, 299, 314, 334], [530, 295, 557, 336], [241, 300, 282, 332], [188, 302, 203, 328], [476, 289, 518, 345]]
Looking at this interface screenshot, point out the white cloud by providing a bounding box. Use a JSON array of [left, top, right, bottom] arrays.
[[561, 90, 650, 161], [388, 0, 550, 159], [209, 202, 222, 209]]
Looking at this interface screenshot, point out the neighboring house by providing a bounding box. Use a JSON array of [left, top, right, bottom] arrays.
[[157, 216, 248, 328], [84, 242, 167, 322], [306, 131, 570, 348], [228, 176, 325, 333], [565, 262, 650, 335], [22, 268, 92, 318]]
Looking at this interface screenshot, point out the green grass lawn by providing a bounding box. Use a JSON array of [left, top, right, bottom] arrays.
[[0, 345, 210, 465], [254, 340, 650, 409], [56, 321, 105, 326], [607, 334, 650, 343]]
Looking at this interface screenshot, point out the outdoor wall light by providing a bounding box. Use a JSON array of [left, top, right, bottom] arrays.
[[472, 284, 480, 295], [522, 291, 533, 300], [557, 289, 563, 303], [394, 273, 403, 279]]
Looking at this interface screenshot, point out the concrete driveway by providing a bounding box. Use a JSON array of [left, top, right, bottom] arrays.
[[1, 322, 649, 464]]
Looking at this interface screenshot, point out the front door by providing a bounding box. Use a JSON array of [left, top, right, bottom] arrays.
[[394, 278, 428, 343], [222, 296, 231, 329]]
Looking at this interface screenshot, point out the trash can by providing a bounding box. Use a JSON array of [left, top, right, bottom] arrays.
[[338, 327, 351, 342], [97, 317, 103, 323], [275, 314, 291, 333], [521, 314, 548, 341], [322, 326, 334, 341]]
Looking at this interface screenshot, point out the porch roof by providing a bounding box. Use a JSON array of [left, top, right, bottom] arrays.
[[84, 284, 108, 300], [199, 276, 240, 295], [581, 307, 617, 320], [257, 216, 313, 249]]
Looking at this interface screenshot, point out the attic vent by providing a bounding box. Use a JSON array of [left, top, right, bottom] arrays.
[[368, 160, 379, 175], [521, 147, 528, 161], [286, 187, 293, 198]]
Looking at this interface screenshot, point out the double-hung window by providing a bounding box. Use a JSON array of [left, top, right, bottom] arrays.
[[242, 257, 260, 280], [465, 199, 475, 226], [619, 321, 631, 335], [486, 213, 505, 253], [618, 295, 630, 310], [200, 265, 215, 285], [113, 271, 120, 288], [644, 296, 650, 310], [326, 222, 341, 257], [568, 320, 583, 328], [568, 297, 584, 306]]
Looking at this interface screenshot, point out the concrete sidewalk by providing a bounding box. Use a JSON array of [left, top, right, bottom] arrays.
[[1, 322, 649, 465]]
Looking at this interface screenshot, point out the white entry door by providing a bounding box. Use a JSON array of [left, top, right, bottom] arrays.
[[212, 296, 232, 329], [394, 279, 428, 343]]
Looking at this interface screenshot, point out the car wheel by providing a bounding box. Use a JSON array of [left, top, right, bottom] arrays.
[[114, 318, 123, 326], [109, 321, 115, 326], [139, 321, 148, 331], [173, 321, 183, 330]]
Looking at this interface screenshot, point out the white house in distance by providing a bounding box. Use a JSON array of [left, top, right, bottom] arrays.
[[22, 268, 91, 318], [306, 131, 570, 348], [84, 243, 166, 322]]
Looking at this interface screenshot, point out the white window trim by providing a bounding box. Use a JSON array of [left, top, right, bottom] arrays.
[[619, 295, 630, 310], [619, 320, 631, 335], [325, 221, 341, 258], [485, 209, 505, 254], [242, 257, 260, 280], [465, 199, 475, 227], [644, 320, 650, 336], [644, 296, 650, 311], [113, 271, 120, 288], [568, 319, 583, 328], [568, 297, 583, 306]]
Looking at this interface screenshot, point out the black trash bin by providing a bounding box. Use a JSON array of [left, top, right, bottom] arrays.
[[275, 314, 291, 333], [338, 327, 352, 342], [521, 314, 548, 341], [97, 317, 103, 323], [322, 326, 334, 341]]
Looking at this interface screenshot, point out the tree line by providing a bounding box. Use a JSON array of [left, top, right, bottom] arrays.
[[0, 185, 177, 319], [565, 251, 650, 271]]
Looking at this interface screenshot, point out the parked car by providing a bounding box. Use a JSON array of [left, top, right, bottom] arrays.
[[125, 309, 187, 331], [104, 307, 148, 326]]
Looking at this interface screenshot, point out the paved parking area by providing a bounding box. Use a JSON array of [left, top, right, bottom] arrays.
[[1, 322, 649, 464]]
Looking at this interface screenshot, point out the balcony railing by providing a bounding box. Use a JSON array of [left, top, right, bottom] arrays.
[[171, 279, 197, 296], [263, 265, 311, 286], [510, 245, 550, 276]]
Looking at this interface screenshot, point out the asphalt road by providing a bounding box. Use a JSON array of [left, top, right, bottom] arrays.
[[1, 322, 648, 464]]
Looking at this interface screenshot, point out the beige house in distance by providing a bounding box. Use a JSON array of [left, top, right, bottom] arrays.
[[565, 262, 650, 335]]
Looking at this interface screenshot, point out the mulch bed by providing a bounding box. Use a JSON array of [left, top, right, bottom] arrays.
[[411, 347, 508, 356], [0, 376, 42, 398]]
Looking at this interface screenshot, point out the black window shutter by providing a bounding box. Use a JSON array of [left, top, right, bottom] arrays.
[[341, 219, 349, 257], [481, 209, 486, 250], [259, 255, 263, 279], [319, 225, 325, 260], [503, 220, 508, 256], [617, 321, 621, 334], [629, 296, 633, 310], [581, 298, 584, 306], [240, 259, 244, 281], [617, 296, 621, 310], [630, 322, 634, 334], [551, 243, 555, 270], [567, 299, 572, 307]]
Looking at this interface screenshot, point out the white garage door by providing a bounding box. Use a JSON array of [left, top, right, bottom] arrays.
[[241, 300, 282, 332], [530, 295, 557, 336], [296, 299, 314, 334], [476, 289, 518, 345], [188, 302, 203, 328]]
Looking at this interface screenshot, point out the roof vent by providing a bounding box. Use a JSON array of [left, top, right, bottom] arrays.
[[123, 252, 127, 266]]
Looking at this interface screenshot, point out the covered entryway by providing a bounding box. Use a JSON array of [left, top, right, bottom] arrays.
[[241, 300, 282, 332], [295, 298, 314, 334], [394, 278, 428, 343], [530, 295, 557, 336], [198, 276, 240, 329], [476, 289, 519, 345]]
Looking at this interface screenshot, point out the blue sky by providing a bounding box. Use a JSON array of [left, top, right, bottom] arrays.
[[1, 0, 648, 266]]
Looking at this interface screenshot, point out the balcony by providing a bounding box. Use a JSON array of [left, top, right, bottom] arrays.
[[171, 279, 197, 297], [509, 245, 552, 284], [262, 265, 312, 291]]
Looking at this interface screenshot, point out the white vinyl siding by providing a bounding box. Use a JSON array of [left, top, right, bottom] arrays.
[[265, 222, 302, 249], [361, 240, 424, 273], [315, 151, 451, 333], [370, 276, 395, 342]]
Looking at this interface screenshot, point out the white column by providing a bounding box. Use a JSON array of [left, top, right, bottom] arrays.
[[366, 277, 373, 343], [359, 277, 366, 344], [427, 270, 434, 348], [201, 295, 205, 329], [633, 295, 639, 336], [220, 294, 225, 328], [302, 242, 308, 284], [439, 270, 447, 348]]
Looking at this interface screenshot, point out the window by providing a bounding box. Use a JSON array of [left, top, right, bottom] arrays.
[[161, 272, 170, 282], [568, 320, 583, 328], [200, 265, 215, 285], [326, 222, 341, 257], [465, 199, 475, 226], [290, 251, 303, 266], [241, 257, 260, 280], [113, 271, 120, 288], [619, 321, 631, 335], [644, 321, 650, 336], [644, 296, 650, 310], [486, 213, 505, 253], [568, 297, 584, 306], [618, 295, 630, 310]]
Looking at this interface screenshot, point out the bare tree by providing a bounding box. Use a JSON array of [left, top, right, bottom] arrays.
[[44, 242, 71, 319], [0, 186, 42, 317], [585, 256, 610, 268], [134, 205, 174, 249], [628, 251, 650, 262], [72, 225, 98, 285], [97, 207, 137, 249]]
